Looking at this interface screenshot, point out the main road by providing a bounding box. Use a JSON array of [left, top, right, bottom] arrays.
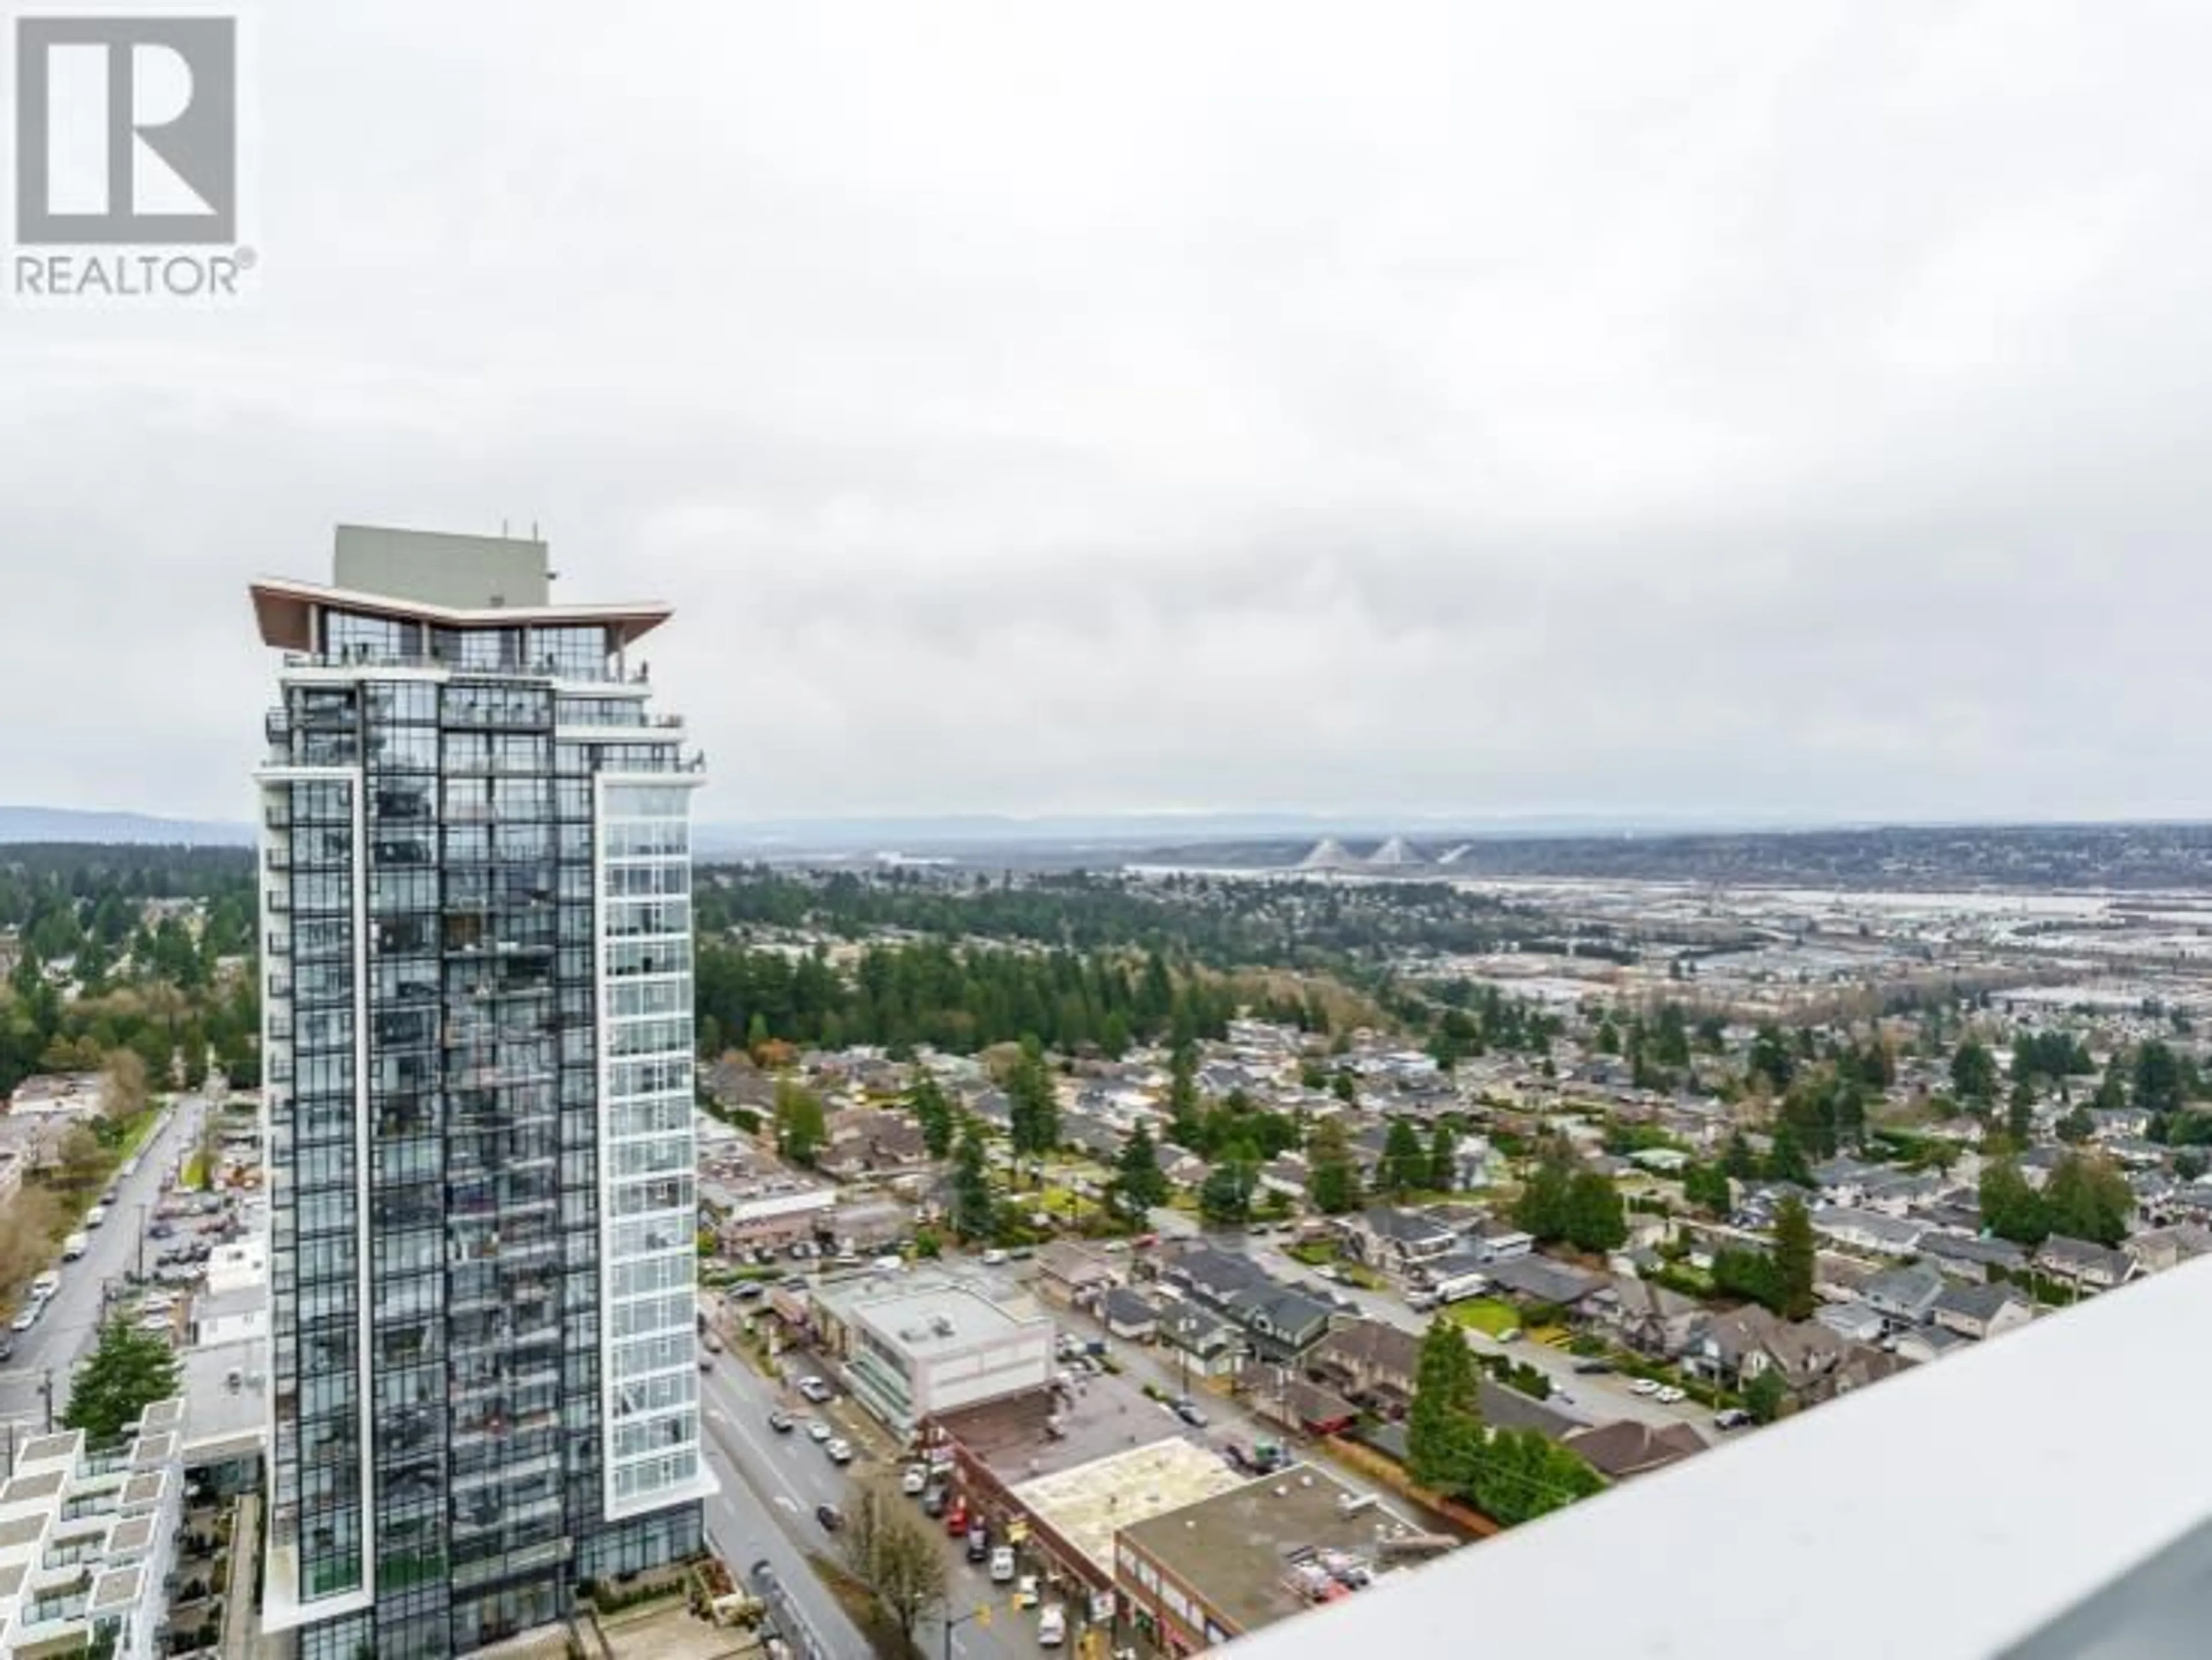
[[0, 1094, 206, 1437], [697, 1312, 1050, 1660]]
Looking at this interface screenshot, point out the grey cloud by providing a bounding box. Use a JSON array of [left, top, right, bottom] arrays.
[[5, 1, 2212, 826]]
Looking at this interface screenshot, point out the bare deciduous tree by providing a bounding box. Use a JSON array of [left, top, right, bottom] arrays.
[[839, 1473, 948, 1650]]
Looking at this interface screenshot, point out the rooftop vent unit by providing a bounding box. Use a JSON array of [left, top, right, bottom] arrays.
[[931, 1315, 955, 1337]]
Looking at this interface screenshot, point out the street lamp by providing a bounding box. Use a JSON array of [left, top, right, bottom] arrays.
[[942, 1600, 996, 1660]]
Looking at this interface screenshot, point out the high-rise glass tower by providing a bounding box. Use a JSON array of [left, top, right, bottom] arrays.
[[249, 527, 710, 1658]]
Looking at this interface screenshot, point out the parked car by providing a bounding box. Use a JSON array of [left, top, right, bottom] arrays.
[[922, 1484, 949, 1518], [1629, 1378, 1660, 1397], [902, 1464, 929, 1496], [990, 1545, 1015, 1583], [944, 1500, 968, 1536], [1572, 1359, 1613, 1375], [807, 1420, 833, 1443], [9, 1306, 37, 1333], [768, 1410, 795, 1434], [733, 1281, 766, 1300], [816, 1504, 843, 1532], [0, 1335, 13, 1362], [1173, 1399, 1208, 1428], [797, 1376, 833, 1404], [825, 1438, 854, 1464], [966, 1525, 990, 1563], [1038, 1605, 1067, 1647], [1656, 1386, 1686, 1405], [1714, 1408, 1753, 1430], [1014, 1575, 1040, 1609]]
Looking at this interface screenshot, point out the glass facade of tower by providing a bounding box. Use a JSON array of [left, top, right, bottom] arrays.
[[257, 585, 706, 1659]]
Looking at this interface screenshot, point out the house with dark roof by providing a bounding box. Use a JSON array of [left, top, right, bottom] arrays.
[[1336, 1206, 1459, 1272], [1102, 1287, 1161, 1342], [1156, 1303, 1243, 1378], [1223, 1285, 1336, 1364], [1483, 1253, 1607, 1311], [1308, 1319, 1419, 1415], [1563, 1419, 1707, 1481], [1596, 1276, 1706, 1360]]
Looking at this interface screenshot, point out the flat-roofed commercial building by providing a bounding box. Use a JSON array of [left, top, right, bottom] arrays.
[[1116, 1464, 1421, 1655], [810, 1270, 1052, 1434]]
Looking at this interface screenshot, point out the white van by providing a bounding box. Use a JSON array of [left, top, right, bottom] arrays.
[[85, 1205, 108, 1230], [1037, 1605, 1067, 1647], [60, 1232, 88, 1261], [29, 1272, 59, 1299]]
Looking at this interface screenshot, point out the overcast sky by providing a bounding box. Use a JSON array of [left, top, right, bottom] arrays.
[[5, 1, 2211, 828]]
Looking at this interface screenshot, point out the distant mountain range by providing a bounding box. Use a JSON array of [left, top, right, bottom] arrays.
[[0, 802, 2099, 856], [0, 806, 256, 846]]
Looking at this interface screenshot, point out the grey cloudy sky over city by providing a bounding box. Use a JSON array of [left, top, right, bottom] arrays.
[[4, 1, 2210, 828]]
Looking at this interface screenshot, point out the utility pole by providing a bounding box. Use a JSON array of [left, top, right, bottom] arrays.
[[38, 1371, 53, 1434], [136, 1204, 149, 1280]]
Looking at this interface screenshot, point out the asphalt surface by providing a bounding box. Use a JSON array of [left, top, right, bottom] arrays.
[[698, 1311, 1056, 1660], [0, 1094, 204, 1436]]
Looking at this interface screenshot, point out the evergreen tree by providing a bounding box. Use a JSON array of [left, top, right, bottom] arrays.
[[1112, 1124, 1170, 1218], [1950, 1038, 1998, 1107], [1427, 1122, 1459, 1193], [63, 1322, 181, 1444], [1379, 1120, 1427, 1199], [1305, 1117, 1363, 1216], [1406, 1317, 1478, 1491], [1764, 1120, 1811, 1187], [908, 1072, 955, 1159], [1513, 1154, 1574, 1243], [1771, 1196, 1816, 1320], [1006, 1036, 1060, 1179], [951, 1124, 994, 1242], [1563, 1172, 1627, 1253]]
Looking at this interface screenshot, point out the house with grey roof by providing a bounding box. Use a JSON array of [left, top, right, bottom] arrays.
[[1156, 1304, 1244, 1378], [1337, 1205, 1459, 1272], [1862, 1262, 1946, 1327], [1916, 1230, 2029, 1284], [1893, 1325, 1969, 1364], [1809, 1206, 1925, 1258], [1814, 1301, 1887, 1344], [2036, 1234, 2137, 1292], [2126, 1223, 2212, 1275], [1930, 1281, 2033, 1342], [1597, 1276, 1706, 1360], [1483, 1253, 1607, 1311]]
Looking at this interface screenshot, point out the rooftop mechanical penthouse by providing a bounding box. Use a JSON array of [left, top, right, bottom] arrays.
[[249, 525, 710, 1658]]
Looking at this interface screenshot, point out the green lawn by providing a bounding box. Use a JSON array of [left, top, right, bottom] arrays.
[[1445, 1299, 1521, 1338]]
